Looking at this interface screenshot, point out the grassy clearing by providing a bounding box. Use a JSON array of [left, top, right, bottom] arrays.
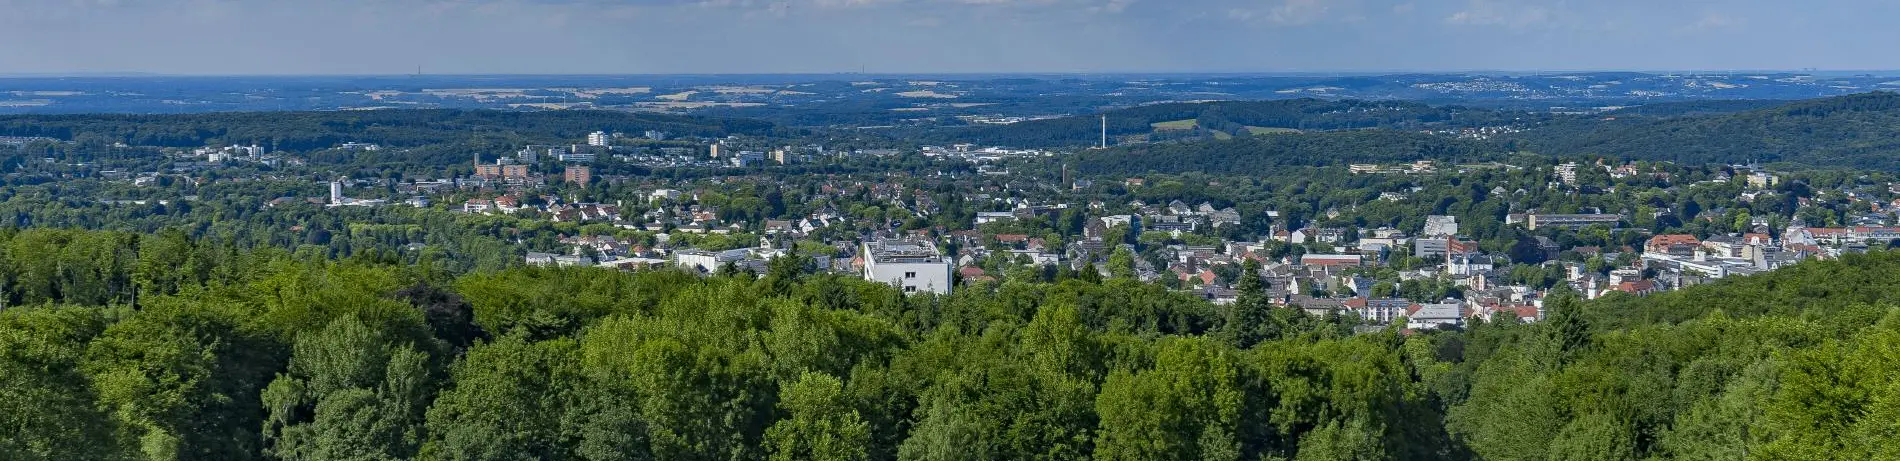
[[1151, 119, 1199, 130], [1245, 126, 1301, 135]]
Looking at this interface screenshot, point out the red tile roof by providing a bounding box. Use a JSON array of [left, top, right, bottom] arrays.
[[1615, 280, 1657, 294], [1646, 234, 1700, 251]]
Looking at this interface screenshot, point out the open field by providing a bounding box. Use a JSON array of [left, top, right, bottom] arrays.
[[1245, 126, 1301, 135], [1151, 119, 1198, 130]]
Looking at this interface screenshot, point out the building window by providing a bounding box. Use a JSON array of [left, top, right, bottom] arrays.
[[904, 272, 917, 278], [904, 286, 917, 292]]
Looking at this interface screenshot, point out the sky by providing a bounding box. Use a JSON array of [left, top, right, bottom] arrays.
[[1, 0, 1897, 75]]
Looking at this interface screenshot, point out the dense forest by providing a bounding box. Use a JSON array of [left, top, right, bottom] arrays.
[[1511, 91, 1900, 169], [920, 99, 1529, 148], [1072, 130, 1507, 176], [6, 227, 1900, 460], [990, 92, 1900, 173], [0, 110, 782, 152], [1600, 99, 1793, 117], [15, 93, 1900, 172]]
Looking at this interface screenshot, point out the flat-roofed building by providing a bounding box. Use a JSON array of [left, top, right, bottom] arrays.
[[1422, 215, 1459, 237], [1526, 213, 1622, 230], [863, 239, 953, 295], [1301, 254, 1364, 268], [565, 165, 592, 185]]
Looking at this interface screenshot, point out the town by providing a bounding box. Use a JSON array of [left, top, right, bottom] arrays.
[[11, 4, 1900, 458], [42, 122, 1896, 335]]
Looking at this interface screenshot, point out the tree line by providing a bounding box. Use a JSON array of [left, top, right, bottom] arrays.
[[0, 109, 782, 153], [7, 228, 1900, 460], [1508, 91, 1900, 170]]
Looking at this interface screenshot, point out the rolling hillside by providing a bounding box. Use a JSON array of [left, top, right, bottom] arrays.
[[0, 109, 781, 152], [1512, 91, 1900, 169], [1071, 92, 1900, 173], [1073, 129, 1506, 176], [935, 98, 1531, 148]]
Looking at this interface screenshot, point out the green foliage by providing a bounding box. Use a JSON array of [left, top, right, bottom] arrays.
[[766, 372, 871, 461], [0, 307, 133, 460], [421, 335, 585, 460], [1513, 91, 1900, 170], [1075, 130, 1504, 177], [11, 229, 1900, 460], [262, 318, 436, 461], [81, 300, 282, 460], [1094, 337, 1244, 461], [0, 109, 777, 162], [925, 99, 1518, 148]]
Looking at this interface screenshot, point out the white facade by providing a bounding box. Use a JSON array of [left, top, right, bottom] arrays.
[[675, 251, 721, 273], [1406, 303, 1466, 330], [587, 131, 610, 147], [1447, 255, 1494, 276], [863, 240, 952, 295], [1422, 215, 1458, 237], [975, 211, 1015, 225]]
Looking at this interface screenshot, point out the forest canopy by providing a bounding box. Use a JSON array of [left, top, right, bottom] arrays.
[[6, 228, 1900, 460]]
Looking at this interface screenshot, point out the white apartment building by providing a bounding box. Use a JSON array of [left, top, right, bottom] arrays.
[[862, 239, 952, 295]]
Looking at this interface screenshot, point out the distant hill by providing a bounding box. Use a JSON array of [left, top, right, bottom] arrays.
[[1510, 92, 1900, 169], [1069, 92, 1900, 176], [1073, 129, 1506, 176], [929, 99, 1529, 148], [1603, 99, 1793, 117], [0, 109, 780, 152]]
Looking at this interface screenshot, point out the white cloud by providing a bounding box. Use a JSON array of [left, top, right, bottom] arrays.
[[809, 0, 887, 7], [1228, 0, 1337, 25], [794, 0, 1133, 10], [1444, 0, 1552, 29], [1678, 11, 1745, 33], [1269, 0, 1328, 24]]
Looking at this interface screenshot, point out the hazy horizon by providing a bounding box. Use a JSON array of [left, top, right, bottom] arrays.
[[4, 0, 1898, 75], [6, 69, 1900, 79]]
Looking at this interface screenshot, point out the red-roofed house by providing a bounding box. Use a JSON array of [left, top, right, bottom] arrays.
[[1806, 227, 1848, 244], [1512, 305, 1542, 323], [1613, 280, 1659, 296]]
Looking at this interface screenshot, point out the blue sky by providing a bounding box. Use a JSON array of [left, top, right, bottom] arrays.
[[1, 0, 1895, 74]]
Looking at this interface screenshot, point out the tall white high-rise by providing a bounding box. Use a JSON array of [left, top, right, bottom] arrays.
[[587, 131, 610, 147], [329, 179, 344, 205]]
